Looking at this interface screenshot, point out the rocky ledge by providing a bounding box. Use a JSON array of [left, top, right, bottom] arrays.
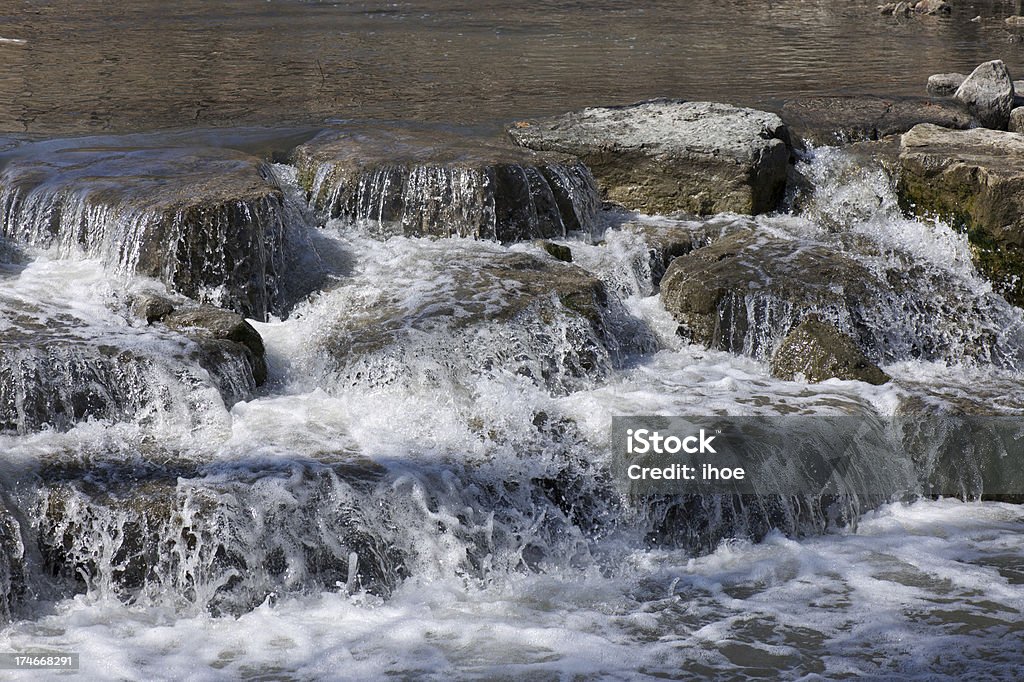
[[508, 99, 793, 216], [292, 127, 599, 242], [0, 147, 294, 320]]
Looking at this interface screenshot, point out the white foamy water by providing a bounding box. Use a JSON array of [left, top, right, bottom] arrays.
[[2, 146, 1024, 679]]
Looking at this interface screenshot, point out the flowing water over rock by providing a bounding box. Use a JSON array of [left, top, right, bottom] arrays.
[[0, 127, 1023, 679]]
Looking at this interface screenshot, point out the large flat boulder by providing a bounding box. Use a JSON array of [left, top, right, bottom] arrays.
[[898, 123, 1024, 305], [779, 95, 974, 147], [508, 99, 792, 216], [0, 146, 294, 320], [292, 127, 599, 242]]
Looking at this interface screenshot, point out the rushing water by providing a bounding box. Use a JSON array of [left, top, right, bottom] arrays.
[[2, 1, 1024, 679], [0, 135, 1021, 679]]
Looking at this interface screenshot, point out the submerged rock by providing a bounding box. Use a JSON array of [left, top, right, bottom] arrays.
[[770, 316, 890, 385], [926, 73, 966, 97], [0, 147, 295, 320], [292, 127, 599, 242], [508, 99, 792, 216], [317, 245, 655, 393], [779, 95, 974, 146], [954, 60, 1015, 130], [899, 123, 1024, 305]]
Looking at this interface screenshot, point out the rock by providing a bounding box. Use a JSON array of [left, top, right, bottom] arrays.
[[163, 305, 268, 386], [292, 127, 599, 242], [1010, 107, 1024, 133], [898, 123, 1024, 305], [318, 245, 656, 393], [779, 95, 974, 146], [926, 73, 966, 97], [536, 240, 573, 262], [619, 218, 744, 286], [770, 316, 890, 385], [878, 2, 896, 13], [954, 60, 1015, 129], [894, 1, 911, 14], [913, 0, 951, 14], [507, 99, 792, 216], [1006, 16, 1024, 27], [0, 146, 299, 320], [658, 225, 1016, 366], [131, 293, 175, 324]]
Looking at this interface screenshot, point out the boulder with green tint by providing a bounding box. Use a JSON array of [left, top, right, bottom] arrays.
[[898, 123, 1024, 306]]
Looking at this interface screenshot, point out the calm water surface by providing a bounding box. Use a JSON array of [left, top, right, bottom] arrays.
[[3, 0, 1024, 135]]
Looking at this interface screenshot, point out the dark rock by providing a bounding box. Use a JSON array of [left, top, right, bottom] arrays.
[[131, 293, 175, 324], [954, 60, 1015, 130], [926, 73, 966, 97], [779, 95, 974, 147], [899, 123, 1024, 305], [536, 240, 573, 263], [292, 127, 599, 242], [163, 306, 268, 386], [770, 316, 890, 385], [508, 99, 792, 216], [878, 3, 896, 14], [893, 1, 911, 14], [619, 218, 743, 286], [0, 146, 294, 320]]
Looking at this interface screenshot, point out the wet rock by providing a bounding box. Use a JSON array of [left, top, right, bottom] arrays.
[[508, 99, 792, 216], [899, 123, 1024, 305], [926, 73, 966, 97], [878, 3, 896, 14], [658, 225, 1017, 366], [0, 146, 294, 320], [319, 246, 655, 393], [0, 504, 24, 622], [35, 454, 400, 613], [619, 218, 743, 286], [1006, 15, 1024, 27], [131, 293, 175, 324], [163, 306, 268, 387], [770, 316, 890, 385], [913, 0, 951, 14], [536, 240, 573, 263], [292, 127, 599, 242], [779, 95, 974, 146], [893, 2, 911, 14], [954, 60, 1015, 129]]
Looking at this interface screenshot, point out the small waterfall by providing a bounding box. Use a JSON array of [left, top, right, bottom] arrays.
[[0, 149, 296, 320], [299, 133, 601, 242]]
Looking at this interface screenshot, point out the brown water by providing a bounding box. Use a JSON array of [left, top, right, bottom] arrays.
[[2, 1, 1024, 135]]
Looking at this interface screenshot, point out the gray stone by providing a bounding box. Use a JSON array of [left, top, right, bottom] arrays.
[[1006, 15, 1024, 27], [779, 95, 974, 147], [926, 73, 966, 97], [507, 99, 792, 216], [893, 1, 911, 14], [770, 316, 890, 385], [1010, 107, 1024, 133], [898, 123, 1024, 305], [292, 127, 599, 243], [131, 293, 175, 324], [0, 147, 293, 320], [913, 0, 951, 14], [954, 60, 1015, 129]]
